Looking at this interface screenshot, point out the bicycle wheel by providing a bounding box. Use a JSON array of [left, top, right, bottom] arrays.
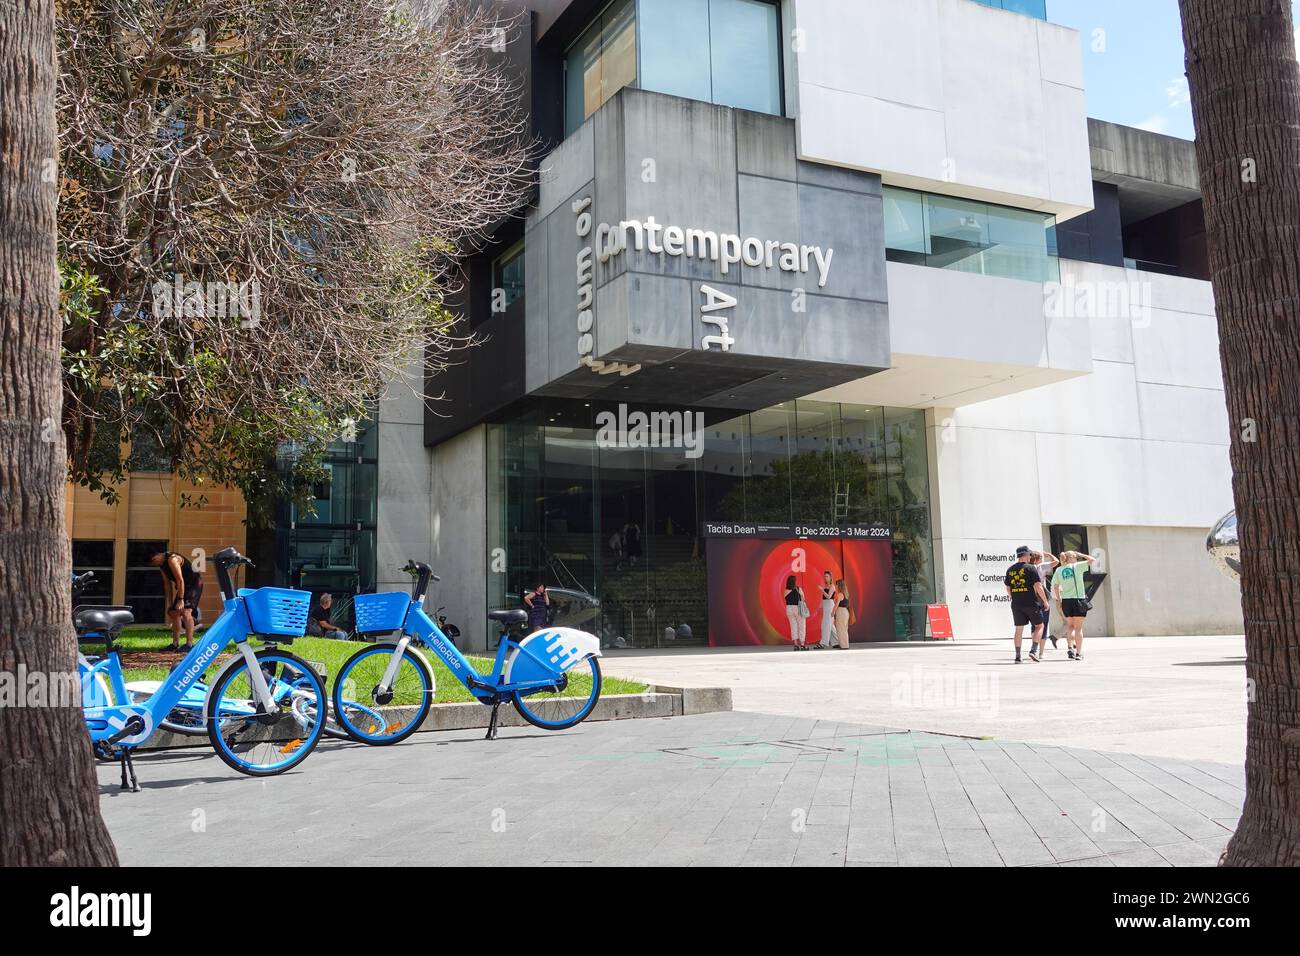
[[161, 706, 210, 736], [288, 686, 372, 741], [332, 644, 433, 745], [512, 656, 602, 731], [126, 682, 218, 737], [206, 649, 327, 776]]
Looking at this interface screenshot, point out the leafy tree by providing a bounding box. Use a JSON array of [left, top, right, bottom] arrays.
[[55, 0, 531, 524]]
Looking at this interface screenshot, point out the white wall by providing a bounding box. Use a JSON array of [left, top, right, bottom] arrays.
[[931, 261, 1238, 637], [376, 359, 433, 593], [789, 0, 1092, 219], [810, 262, 1092, 409], [429, 425, 489, 651]]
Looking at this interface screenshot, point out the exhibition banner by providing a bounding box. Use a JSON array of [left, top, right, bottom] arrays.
[[704, 527, 894, 646]]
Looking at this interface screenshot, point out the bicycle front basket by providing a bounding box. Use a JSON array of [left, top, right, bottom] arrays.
[[352, 591, 411, 634], [243, 587, 311, 638]]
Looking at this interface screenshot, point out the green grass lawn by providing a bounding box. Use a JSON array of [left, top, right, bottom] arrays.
[[87, 626, 647, 703]]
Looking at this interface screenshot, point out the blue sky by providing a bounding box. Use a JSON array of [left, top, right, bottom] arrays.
[[1048, 0, 1300, 140]]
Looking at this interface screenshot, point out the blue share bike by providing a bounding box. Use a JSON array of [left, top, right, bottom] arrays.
[[331, 561, 603, 744], [81, 547, 329, 790]]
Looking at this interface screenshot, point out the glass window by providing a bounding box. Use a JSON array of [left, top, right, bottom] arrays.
[[1000, 0, 1047, 19], [707, 0, 782, 115], [128, 421, 172, 472], [926, 194, 990, 273], [564, 0, 637, 137], [493, 240, 525, 313], [744, 405, 794, 524], [126, 539, 168, 624], [563, 21, 600, 138], [883, 186, 1059, 282], [602, 0, 637, 105], [969, 0, 1047, 19], [72, 539, 115, 605], [791, 400, 837, 525], [638, 0, 712, 104], [882, 187, 928, 262], [565, 0, 782, 140]]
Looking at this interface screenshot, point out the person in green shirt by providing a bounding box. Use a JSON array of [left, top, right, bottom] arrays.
[[1052, 551, 1098, 660]]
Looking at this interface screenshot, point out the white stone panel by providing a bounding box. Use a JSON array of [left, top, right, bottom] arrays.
[[1132, 307, 1224, 389], [789, 0, 1093, 217]]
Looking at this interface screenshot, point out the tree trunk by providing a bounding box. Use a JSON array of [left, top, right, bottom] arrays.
[[0, 0, 118, 865], [1179, 0, 1300, 866]]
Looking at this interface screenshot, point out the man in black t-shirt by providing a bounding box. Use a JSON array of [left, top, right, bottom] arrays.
[[1005, 545, 1049, 663]]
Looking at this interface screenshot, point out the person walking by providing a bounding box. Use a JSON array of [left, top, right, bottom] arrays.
[[817, 570, 836, 648], [1004, 545, 1048, 663], [833, 578, 851, 649], [784, 575, 807, 650], [1032, 549, 1060, 649], [1052, 550, 1098, 660], [523, 579, 551, 633], [150, 550, 203, 652]]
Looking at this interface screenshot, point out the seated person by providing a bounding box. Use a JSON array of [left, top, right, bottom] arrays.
[[307, 592, 348, 640]]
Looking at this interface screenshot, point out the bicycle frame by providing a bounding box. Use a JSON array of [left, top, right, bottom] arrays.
[[82, 595, 275, 748], [363, 600, 553, 698]]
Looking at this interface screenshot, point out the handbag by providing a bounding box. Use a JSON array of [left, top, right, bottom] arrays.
[[799, 599, 810, 619]]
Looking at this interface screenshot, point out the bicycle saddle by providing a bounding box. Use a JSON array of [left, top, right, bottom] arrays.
[[74, 607, 135, 631], [487, 609, 527, 626]]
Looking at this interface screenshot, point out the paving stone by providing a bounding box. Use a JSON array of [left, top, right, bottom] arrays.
[[100, 710, 1240, 868]]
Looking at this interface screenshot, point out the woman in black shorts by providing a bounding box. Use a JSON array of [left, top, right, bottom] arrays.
[[1052, 550, 1098, 660]]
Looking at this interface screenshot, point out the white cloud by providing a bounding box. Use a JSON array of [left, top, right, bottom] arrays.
[[1166, 76, 1191, 109], [1135, 115, 1171, 134]]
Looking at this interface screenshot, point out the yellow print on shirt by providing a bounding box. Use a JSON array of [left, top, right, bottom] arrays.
[[1007, 566, 1030, 593]]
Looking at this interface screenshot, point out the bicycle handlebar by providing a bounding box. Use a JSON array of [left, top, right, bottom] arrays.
[[214, 547, 253, 600], [400, 560, 439, 601]]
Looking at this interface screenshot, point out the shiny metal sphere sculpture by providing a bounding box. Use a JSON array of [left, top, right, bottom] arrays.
[[1206, 510, 1240, 581]]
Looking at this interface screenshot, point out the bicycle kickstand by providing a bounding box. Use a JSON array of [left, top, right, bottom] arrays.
[[119, 749, 140, 793], [485, 700, 502, 741]]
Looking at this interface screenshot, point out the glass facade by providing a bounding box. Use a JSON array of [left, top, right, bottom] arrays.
[[493, 240, 525, 312], [272, 418, 379, 624], [969, 0, 1048, 20], [487, 399, 936, 648], [882, 185, 1060, 282], [565, 0, 782, 138], [564, 0, 637, 137]]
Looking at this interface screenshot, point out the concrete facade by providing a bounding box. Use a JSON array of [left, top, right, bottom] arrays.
[[788, 0, 1093, 218], [384, 0, 1241, 645], [376, 358, 433, 595], [924, 260, 1236, 637], [525, 87, 891, 408], [428, 425, 489, 650]]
